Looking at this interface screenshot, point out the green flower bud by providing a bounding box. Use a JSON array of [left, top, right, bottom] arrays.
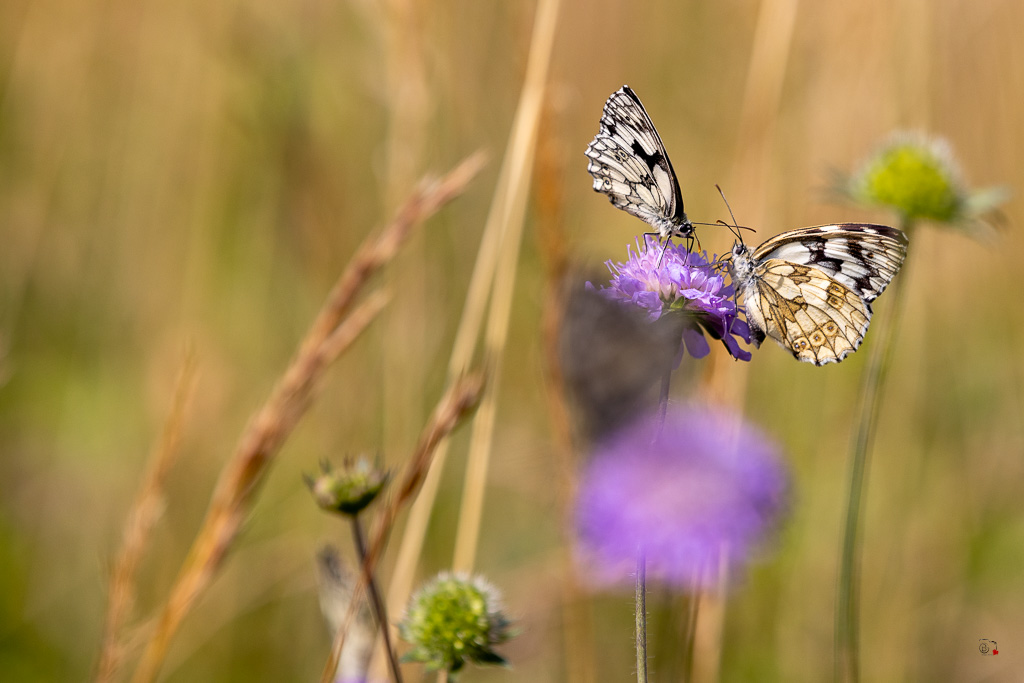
[[306, 456, 388, 515], [837, 132, 1008, 236], [399, 572, 513, 675], [851, 133, 963, 221]]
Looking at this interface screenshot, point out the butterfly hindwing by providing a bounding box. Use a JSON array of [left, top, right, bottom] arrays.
[[730, 223, 908, 365], [585, 86, 691, 239], [754, 260, 872, 364]]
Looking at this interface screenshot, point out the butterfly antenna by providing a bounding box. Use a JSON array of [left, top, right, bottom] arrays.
[[715, 219, 742, 243], [715, 184, 745, 244], [691, 220, 756, 235]]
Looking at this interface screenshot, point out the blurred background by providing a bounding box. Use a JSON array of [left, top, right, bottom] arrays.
[[2, 0, 1022, 680]]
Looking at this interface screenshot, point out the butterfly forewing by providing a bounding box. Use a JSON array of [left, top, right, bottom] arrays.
[[585, 86, 691, 239], [752, 224, 908, 302]]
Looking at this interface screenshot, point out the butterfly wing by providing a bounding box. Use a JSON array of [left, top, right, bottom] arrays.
[[751, 259, 873, 365], [733, 223, 908, 365], [585, 86, 690, 238], [751, 224, 908, 302]]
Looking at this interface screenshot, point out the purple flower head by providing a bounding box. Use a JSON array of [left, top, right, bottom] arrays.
[[575, 406, 788, 590], [587, 236, 751, 361]]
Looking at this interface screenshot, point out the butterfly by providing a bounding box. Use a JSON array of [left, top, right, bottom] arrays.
[[726, 224, 909, 365], [585, 86, 694, 246]]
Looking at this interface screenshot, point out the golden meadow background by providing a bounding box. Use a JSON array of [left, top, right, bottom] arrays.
[[2, 0, 1023, 680]]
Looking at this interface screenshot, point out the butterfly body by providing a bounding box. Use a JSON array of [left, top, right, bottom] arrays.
[[586, 86, 694, 241], [729, 224, 908, 365]]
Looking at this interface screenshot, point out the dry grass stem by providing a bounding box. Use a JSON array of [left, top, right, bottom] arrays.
[[691, 565, 728, 683], [129, 154, 485, 683], [451, 0, 562, 575], [534, 101, 597, 683], [94, 353, 197, 683], [320, 373, 486, 683], [385, 0, 562, 634], [693, 2, 798, 678], [700, 0, 799, 410], [381, 141, 507, 641]]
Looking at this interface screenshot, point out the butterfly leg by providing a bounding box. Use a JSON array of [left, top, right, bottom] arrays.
[[641, 231, 659, 254], [656, 235, 672, 267]]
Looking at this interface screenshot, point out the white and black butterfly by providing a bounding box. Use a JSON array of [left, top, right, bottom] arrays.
[[585, 86, 694, 245], [727, 224, 909, 365]]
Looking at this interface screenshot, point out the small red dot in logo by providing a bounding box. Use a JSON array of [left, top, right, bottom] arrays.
[[993, 650, 999, 655]]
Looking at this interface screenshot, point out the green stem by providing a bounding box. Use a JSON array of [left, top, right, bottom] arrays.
[[351, 516, 404, 683], [636, 360, 674, 682], [635, 549, 648, 683], [835, 219, 913, 682]]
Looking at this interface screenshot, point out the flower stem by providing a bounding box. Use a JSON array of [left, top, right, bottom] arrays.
[[351, 516, 403, 683], [835, 222, 912, 682], [635, 550, 648, 683], [638, 359, 674, 682]]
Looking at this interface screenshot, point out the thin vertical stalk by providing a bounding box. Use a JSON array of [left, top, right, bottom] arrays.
[[388, 0, 562, 613], [636, 363, 673, 681], [703, 0, 799, 408], [450, 0, 561, 573], [350, 516, 403, 683], [835, 221, 912, 682], [691, 553, 728, 683], [534, 104, 597, 683], [681, 593, 700, 681], [95, 353, 197, 683], [658, 369, 672, 429], [635, 551, 648, 683], [319, 375, 485, 683]]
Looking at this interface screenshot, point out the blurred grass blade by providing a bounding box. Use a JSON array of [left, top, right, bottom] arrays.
[[450, 0, 562, 575], [385, 0, 562, 629], [94, 352, 197, 683], [128, 155, 482, 683]]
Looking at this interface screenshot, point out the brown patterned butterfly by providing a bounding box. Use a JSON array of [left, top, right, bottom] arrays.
[[727, 224, 908, 365]]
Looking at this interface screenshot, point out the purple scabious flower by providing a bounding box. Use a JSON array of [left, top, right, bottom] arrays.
[[575, 406, 788, 590], [586, 236, 751, 361]]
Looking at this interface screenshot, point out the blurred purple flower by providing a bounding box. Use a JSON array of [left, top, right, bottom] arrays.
[[575, 406, 788, 590], [586, 236, 751, 361]]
